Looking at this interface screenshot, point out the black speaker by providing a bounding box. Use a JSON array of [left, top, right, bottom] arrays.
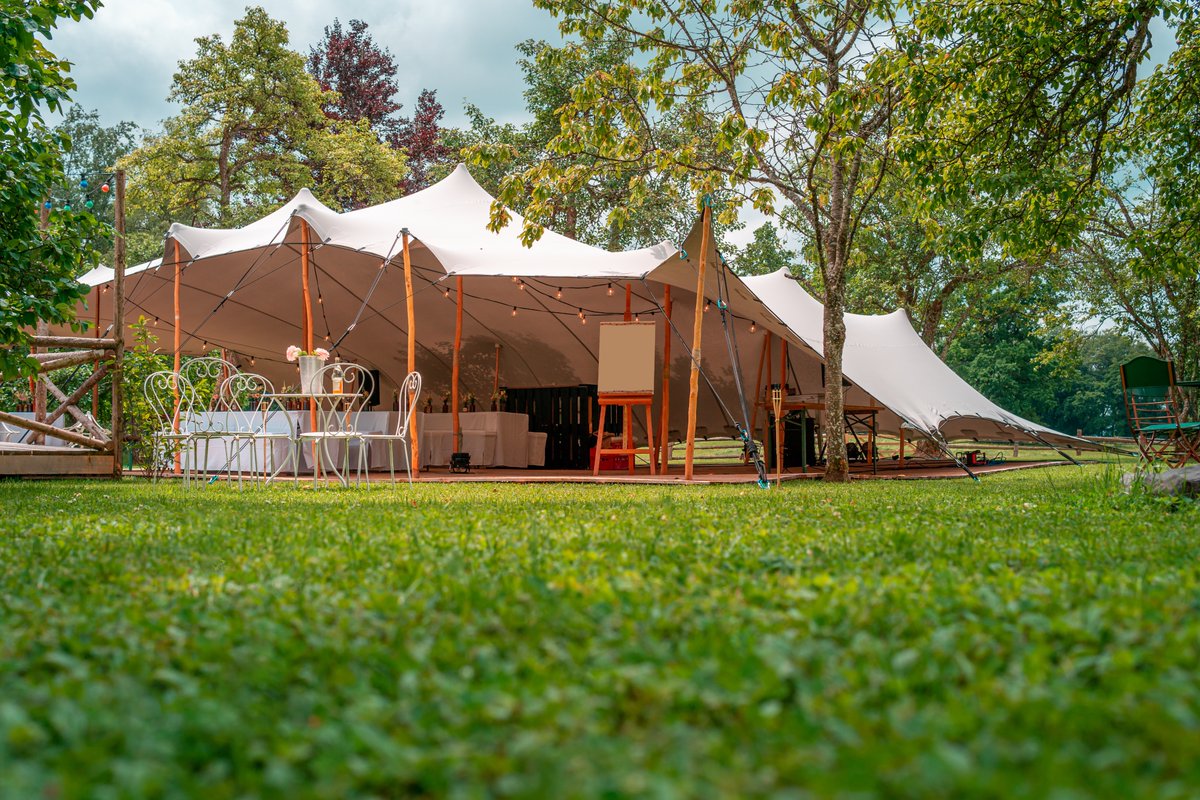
[[367, 368, 381, 408], [766, 412, 816, 470]]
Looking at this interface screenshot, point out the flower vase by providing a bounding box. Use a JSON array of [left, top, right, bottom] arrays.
[[299, 355, 323, 394]]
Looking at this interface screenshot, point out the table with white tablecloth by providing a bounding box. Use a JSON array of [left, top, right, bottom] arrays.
[[416, 412, 530, 468], [181, 409, 541, 474]]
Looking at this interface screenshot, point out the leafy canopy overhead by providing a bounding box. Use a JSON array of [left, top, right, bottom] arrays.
[[0, 0, 104, 379]]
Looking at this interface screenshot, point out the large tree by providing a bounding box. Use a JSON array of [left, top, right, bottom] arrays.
[[496, 1, 1166, 480], [0, 0, 104, 379], [392, 89, 454, 195], [467, 38, 734, 252], [307, 18, 402, 136], [120, 5, 405, 259]]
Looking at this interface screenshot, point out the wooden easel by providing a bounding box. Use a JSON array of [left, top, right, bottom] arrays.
[[593, 392, 656, 476]]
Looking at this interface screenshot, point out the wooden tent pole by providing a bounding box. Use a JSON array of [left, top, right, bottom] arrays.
[[172, 239, 182, 475], [301, 219, 317, 455], [32, 203, 50, 444], [402, 230, 419, 474], [493, 344, 501, 397], [453, 276, 463, 451], [111, 168, 126, 478], [659, 285, 672, 474], [750, 332, 768, 450], [684, 205, 711, 481], [625, 283, 632, 322], [763, 333, 773, 463], [92, 286, 101, 417], [777, 338, 788, 479]]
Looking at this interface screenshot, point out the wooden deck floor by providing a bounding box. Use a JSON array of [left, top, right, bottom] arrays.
[[0, 443, 114, 477]]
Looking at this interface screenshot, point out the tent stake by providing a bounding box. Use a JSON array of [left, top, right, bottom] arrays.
[[402, 230, 419, 475], [659, 285, 672, 474], [684, 205, 711, 481]]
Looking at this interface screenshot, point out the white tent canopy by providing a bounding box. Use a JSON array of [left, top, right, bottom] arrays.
[[75, 165, 793, 442], [743, 269, 1088, 449], [72, 164, 1085, 459]]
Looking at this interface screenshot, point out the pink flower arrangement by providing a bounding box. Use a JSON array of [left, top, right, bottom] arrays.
[[285, 346, 331, 362]]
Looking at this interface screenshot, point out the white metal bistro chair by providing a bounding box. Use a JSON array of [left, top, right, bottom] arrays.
[[143, 371, 197, 484], [177, 357, 241, 484], [220, 372, 300, 488], [298, 363, 375, 488], [360, 371, 422, 486]]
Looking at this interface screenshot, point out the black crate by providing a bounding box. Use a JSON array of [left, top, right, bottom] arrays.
[[506, 384, 600, 469]]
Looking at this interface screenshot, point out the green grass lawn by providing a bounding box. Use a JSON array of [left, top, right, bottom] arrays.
[[1, 467, 1197, 798]]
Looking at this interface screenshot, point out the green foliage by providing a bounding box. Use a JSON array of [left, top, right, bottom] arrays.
[[731, 222, 796, 277], [0, 468, 1198, 796], [944, 279, 1153, 436], [0, 0, 104, 379], [119, 5, 406, 263], [120, 317, 172, 469]]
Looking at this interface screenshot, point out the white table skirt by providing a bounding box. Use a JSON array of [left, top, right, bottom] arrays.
[[416, 412, 529, 468], [181, 410, 533, 473]]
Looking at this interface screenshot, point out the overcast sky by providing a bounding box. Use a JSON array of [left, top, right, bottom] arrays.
[[50, 0, 566, 131], [48, 2, 1179, 250]]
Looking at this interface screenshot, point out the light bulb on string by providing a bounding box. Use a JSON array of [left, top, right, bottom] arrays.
[[250, 357, 256, 366], [100, 184, 110, 194], [581, 314, 587, 325], [444, 287, 451, 300], [578, 308, 584, 320], [607, 283, 614, 297], [43, 201, 52, 210], [704, 300, 711, 313], [85, 200, 94, 209], [317, 296, 323, 304], [556, 287, 563, 300], [511, 276, 519, 283], [63, 204, 72, 211], [634, 313, 640, 322], [749, 321, 757, 333], [79, 179, 88, 189], [511, 306, 518, 317]]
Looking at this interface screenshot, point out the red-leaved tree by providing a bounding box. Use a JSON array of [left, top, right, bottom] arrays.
[[392, 89, 453, 194], [307, 19, 402, 136]]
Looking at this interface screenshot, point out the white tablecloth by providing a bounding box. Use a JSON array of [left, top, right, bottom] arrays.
[[181, 410, 533, 473], [416, 412, 529, 468]]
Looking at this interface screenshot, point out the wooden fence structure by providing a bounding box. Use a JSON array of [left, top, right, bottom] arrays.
[[0, 170, 126, 478]]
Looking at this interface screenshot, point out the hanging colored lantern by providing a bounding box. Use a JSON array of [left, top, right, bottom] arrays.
[[100, 184, 110, 194], [63, 203, 72, 211], [43, 200, 52, 209], [85, 199, 95, 209], [80, 178, 89, 189]]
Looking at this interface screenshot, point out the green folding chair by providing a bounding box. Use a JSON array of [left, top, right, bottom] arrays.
[[1120, 356, 1200, 466]]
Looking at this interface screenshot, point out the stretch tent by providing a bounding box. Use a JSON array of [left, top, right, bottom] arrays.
[[71, 165, 809, 447], [70, 164, 1086, 464], [743, 269, 1091, 450]]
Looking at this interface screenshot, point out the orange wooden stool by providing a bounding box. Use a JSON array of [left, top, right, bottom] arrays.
[[593, 392, 656, 476]]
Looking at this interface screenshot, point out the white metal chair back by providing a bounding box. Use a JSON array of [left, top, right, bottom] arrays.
[[220, 371, 277, 435], [143, 371, 196, 437], [394, 371, 422, 438], [311, 362, 375, 435], [179, 356, 240, 434]]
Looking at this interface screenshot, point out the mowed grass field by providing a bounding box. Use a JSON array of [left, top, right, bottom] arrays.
[[1, 467, 1198, 798]]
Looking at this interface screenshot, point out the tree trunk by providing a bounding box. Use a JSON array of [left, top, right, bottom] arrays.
[[823, 267, 850, 482]]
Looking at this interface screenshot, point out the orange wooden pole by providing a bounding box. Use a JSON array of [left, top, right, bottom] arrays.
[[659, 285, 672, 474], [684, 206, 711, 481], [625, 283, 632, 321], [493, 344, 501, 398], [301, 220, 317, 451], [92, 286, 101, 417], [750, 332, 768, 452], [453, 276, 463, 452], [763, 332, 773, 466], [402, 231, 419, 474], [777, 338, 788, 476], [173, 239, 182, 475]]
